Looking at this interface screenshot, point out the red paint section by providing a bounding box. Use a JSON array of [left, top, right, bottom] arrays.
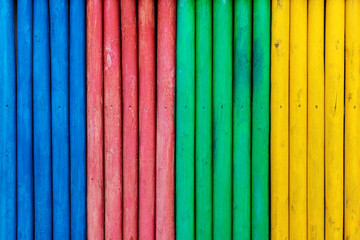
[[156, 0, 176, 239], [104, 0, 122, 239], [86, 0, 104, 239], [120, 0, 138, 239], [138, 0, 156, 239]]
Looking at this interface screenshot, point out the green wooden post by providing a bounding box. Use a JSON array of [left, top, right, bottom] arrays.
[[213, 0, 233, 239], [233, 0, 252, 239], [176, 0, 195, 239], [195, 0, 212, 239], [252, 0, 270, 239]]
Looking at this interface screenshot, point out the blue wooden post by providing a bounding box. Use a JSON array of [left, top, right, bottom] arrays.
[[70, 0, 87, 239], [17, 0, 34, 239], [0, 1, 16, 239], [33, 0, 52, 239], [49, 0, 70, 239]]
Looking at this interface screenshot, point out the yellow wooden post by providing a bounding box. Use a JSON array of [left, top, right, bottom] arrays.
[[271, 1, 289, 239], [325, 0, 345, 239], [289, 0, 307, 239], [345, 0, 360, 239], [308, 0, 324, 239]]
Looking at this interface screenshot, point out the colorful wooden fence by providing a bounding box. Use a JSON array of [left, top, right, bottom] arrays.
[[2, 0, 360, 239]]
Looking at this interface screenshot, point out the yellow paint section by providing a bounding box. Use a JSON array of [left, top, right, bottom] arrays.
[[289, 0, 307, 239], [325, 0, 345, 239], [307, 0, 324, 239], [345, 0, 360, 239], [270, 0, 289, 239]]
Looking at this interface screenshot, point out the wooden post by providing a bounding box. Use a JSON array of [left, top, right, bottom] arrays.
[[270, 0, 289, 239], [87, 0, 104, 239], [156, 0, 176, 239], [104, 0, 122, 239]]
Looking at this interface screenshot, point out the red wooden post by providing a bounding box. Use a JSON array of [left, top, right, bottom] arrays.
[[120, 0, 138, 239], [139, 0, 156, 238], [86, 0, 104, 239], [104, 0, 122, 239], [156, 0, 176, 239]]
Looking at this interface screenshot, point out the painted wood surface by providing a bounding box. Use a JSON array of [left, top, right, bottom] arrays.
[[289, 0, 307, 238], [104, 0, 122, 239], [270, 0, 289, 239], [69, 0, 87, 239], [252, 0, 270, 239], [120, 0, 139, 239], [345, 0, 360, 239], [33, 0, 52, 238], [139, 0, 156, 238], [0, 1, 16, 239], [307, 0, 324, 239], [49, 1, 70, 238], [325, 1, 344, 239], [233, 1, 251, 239], [16, 0, 33, 239], [213, 0, 233, 239], [195, 0, 212, 239], [156, 1, 176, 239], [176, 0, 195, 239], [86, 0, 104, 239]]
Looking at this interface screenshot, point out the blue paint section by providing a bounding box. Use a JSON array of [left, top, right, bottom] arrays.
[[70, 0, 87, 239], [0, 1, 16, 239], [49, 0, 70, 239], [17, 0, 34, 239], [33, 0, 52, 239]]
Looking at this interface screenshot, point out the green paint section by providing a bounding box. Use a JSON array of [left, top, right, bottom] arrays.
[[233, 0, 252, 239], [195, 0, 212, 239], [213, 0, 233, 239], [252, 0, 270, 239], [176, 0, 195, 239]]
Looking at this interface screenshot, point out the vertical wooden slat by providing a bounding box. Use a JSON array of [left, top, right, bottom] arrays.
[[307, 0, 325, 239], [49, 1, 70, 238], [104, 0, 122, 239], [87, 0, 104, 239], [70, 0, 87, 239], [195, 0, 212, 239], [213, 0, 233, 238], [156, 0, 176, 238], [289, 0, 308, 238], [17, 0, 34, 238], [176, 0, 195, 239], [325, 0, 345, 239], [270, 0, 289, 239], [0, 0, 16, 239], [120, 0, 139, 238], [233, 1, 251, 239], [33, 0, 53, 238], [345, 0, 360, 239], [139, 0, 156, 238], [252, 0, 270, 238]]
